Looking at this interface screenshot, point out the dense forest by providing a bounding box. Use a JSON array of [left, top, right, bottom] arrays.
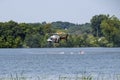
[[0, 14, 120, 48]]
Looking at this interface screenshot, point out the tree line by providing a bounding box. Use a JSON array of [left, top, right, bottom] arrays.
[[0, 14, 120, 48]]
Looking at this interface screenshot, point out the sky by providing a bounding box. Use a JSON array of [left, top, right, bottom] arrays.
[[0, 0, 120, 24]]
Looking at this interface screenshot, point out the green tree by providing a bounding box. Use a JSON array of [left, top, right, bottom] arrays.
[[86, 34, 99, 47], [44, 23, 53, 34], [101, 16, 120, 46], [90, 14, 109, 37], [25, 34, 41, 48]]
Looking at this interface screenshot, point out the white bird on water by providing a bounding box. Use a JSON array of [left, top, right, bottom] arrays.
[[79, 50, 84, 54], [59, 51, 65, 54]]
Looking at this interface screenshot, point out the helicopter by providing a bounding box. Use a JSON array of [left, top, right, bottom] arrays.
[[47, 32, 68, 43]]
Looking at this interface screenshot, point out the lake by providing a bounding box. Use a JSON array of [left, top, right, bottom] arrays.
[[0, 48, 120, 79]]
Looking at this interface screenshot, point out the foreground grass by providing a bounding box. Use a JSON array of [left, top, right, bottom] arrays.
[[0, 73, 120, 80]]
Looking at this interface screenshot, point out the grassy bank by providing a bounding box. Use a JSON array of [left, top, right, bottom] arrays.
[[0, 73, 120, 80]]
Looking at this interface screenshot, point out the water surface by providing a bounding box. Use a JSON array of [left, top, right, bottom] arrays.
[[0, 48, 120, 77]]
